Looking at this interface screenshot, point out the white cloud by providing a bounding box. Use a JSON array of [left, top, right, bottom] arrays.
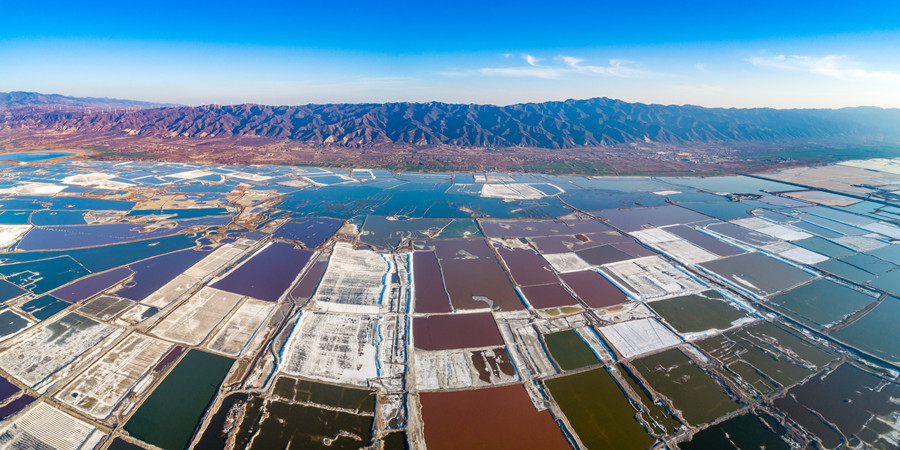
[[457, 55, 650, 79], [561, 56, 583, 66], [695, 63, 707, 72], [560, 56, 646, 77], [523, 54, 541, 66], [748, 54, 900, 82]]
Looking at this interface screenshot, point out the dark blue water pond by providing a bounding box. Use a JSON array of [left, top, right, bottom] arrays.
[[50, 266, 133, 303], [0, 233, 199, 274], [16, 223, 187, 251], [0, 211, 31, 224], [0, 377, 20, 404], [126, 208, 231, 219], [0, 256, 90, 295], [20, 295, 70, 320], [29, 210, 89, 225], [273, 218, 343, 249], [0, 395, 34, 421], [0, 310, 30, 339], [0, 280, 27, 303]]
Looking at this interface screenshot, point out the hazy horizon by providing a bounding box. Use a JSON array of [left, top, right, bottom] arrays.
[[10, 90, 900, 111], [3, 0, 900, 108]]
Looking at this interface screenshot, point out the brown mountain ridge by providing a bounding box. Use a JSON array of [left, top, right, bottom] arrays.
[[3, 94, 900, 148], [2, 92, 900, 173]]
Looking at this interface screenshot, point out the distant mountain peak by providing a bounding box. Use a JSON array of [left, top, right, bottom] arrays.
[[0, 91, 179, 110], [1, 93, 899, 150]]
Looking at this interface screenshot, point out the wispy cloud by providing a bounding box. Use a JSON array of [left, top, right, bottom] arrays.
[[449, 54, 650, 79], [560, 56, 646, 77], [748, 54, 900, 82], [477, 54, 553, 77], [523, 54, 541, 67]]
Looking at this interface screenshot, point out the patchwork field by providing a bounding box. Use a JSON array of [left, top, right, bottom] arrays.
[[0, 155, 893, 449]]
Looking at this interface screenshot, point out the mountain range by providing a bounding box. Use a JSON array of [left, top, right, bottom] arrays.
[[0, 91, 177, 111], [2, 92, 899, 151]]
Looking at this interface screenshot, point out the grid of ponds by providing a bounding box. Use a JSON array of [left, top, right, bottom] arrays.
[[0, 156, 894, 448]]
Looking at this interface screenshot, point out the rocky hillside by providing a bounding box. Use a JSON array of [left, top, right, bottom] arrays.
[[2, 94, 899, 149]]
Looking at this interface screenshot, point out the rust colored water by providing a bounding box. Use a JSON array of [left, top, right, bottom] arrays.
[[431, 240, 523, 310], [560, 270, 627, 308], [519, 283, 579, 309], [419, 384, 569, 450], [494, 243, 557, 286], [413, 251, 452, 314], [413, 312, 504, 351]]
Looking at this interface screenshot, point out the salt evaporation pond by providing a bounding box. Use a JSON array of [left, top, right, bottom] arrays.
[[124, 350, 234, 450], [545, 368, 655, 448], [211, 242, 313, 302], [0, 158, 897, 448], [420, 384, 570, 449]]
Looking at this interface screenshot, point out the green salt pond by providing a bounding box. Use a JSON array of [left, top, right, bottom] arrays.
[[648, 291, 753, 335], [632, 348, 741, 426], [678, 411, 788, 449], [272, 376, 375, 413], [545, 368, 655, 449], [773, 363, 900, 448], [815, 259, 878, 284], [231, 397, 374, 449], [697, 322, 836, 395], [831, 296, 900, 365], [124, 350, 234, 450], [543, 329, 599, 371], [617, 364, 681, 435], [767, 278, 877, 330]]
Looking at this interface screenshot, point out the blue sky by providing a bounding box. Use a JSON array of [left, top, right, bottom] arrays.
[[2, 0, 900, 107]]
